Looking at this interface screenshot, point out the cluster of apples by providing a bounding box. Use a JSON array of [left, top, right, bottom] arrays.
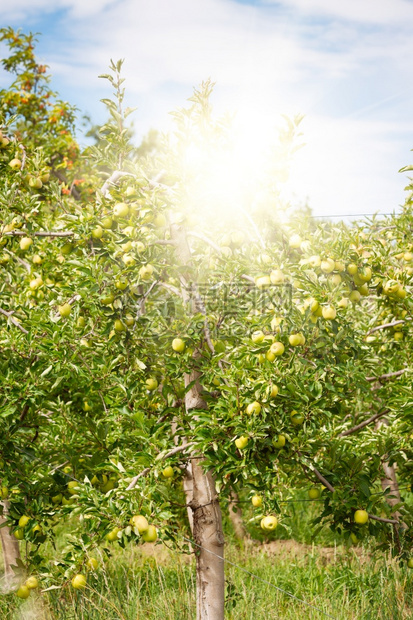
[[105, 514, 158, 545]]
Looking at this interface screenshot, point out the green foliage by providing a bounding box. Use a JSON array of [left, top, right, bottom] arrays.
[[1, 28, 413, 601]]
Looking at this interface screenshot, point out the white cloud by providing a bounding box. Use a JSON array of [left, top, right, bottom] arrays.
[[265, 0, 413, 25], [0, 0, 412, 216]]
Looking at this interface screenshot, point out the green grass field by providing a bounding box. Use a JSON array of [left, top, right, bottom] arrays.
[[2, 497, 413, 619]]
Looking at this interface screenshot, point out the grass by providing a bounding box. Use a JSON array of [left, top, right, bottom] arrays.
[[2, 541, 413, 619], [1, 494, 413, 619]]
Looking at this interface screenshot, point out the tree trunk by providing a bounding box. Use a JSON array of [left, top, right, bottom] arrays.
[[170, 222, 225, 620], [185, 368, 225, 620], [0, 500, 21, 591]]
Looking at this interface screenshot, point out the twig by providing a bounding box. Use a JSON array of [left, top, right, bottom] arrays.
[[298, 450, 335, 493], [19, 143, 27, 171], [366, 369, 407, 382], [241, 274, 255, 284], [149, 240, 175, 246], [126, 443, 195, 490], [134, 280, 158, 325], [99, 170, 134, 199], [3, 230, 74, 238], [53, 294, 81, 321], [0, 307, 29, 334], [368, 514, 398, 525], [367, 320, 405, 335], [298, 451, 399, 525], [187, 231, 222, 254], [155, 442, 195, 461], [339, 409, 390, 437], [4, 248, 30, 272], [158, 281, 181, 298]]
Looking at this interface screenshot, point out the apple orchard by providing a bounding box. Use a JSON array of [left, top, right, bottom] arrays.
[[1, 28, 413, 619]]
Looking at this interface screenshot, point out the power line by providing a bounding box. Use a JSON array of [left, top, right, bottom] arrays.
[[309, 213, 395, 219], [183, 536, 336, 619]]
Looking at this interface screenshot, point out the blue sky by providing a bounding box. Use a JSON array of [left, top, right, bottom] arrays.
[[1, 0, 412, 218]]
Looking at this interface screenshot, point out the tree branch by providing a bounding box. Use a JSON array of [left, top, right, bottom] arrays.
[[339, 409, 390, 437], [3, 230, 74, 238], [126, 442, 195, 490], [366, 369, 407, 382], [187, 231, 222, 254], [367, 320, 405, 335], [0, 307, 29, 334]]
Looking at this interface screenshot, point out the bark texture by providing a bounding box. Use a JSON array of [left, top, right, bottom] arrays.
[[0, 500, 21, 591], [186, 368, 225, 620], [171, 223, 225, 620]]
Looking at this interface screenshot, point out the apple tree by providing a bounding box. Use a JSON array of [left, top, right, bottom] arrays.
[[1, 32, 413, 620]]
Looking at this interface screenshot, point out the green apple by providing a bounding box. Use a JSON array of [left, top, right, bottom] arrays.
[[15, 585, 30, 599], [19, 237, 33, 250], [320, 258, 335, 273], [289, 234, 301, 249], [106, 527, 120, 542], [68, 481, 79, 495], [61, 243, 73, 255], [260, 515, 278, 531], [58, 303, 71, 318], [25, 576, 39, 589], [269, 341, 285, 356], [347, 263, 358, 275], [115, 277, 128, 290], [92, 226, 103, 239], [350, 532, 358, 545], [146, 377, 158, 391], [291, 411, 304, 426], [29, 177, 43, 189], [29, 277, 43, 290], [255, 275, 271, 289], [14, 528, 24, 540], [139, 264, 154, 280], [407, 558, 413, 569], [246, 401, 261, 415], [101, 217, 113, 229], [86, 557, 99, 571], [141, 525, 157, 543], [322, 305, 336, 320], [130, 515, 149, 533], [71, 574, 87, 589], [354, 509, 368, 525], [162, 466, 174, 478], [289, 333, 303, 347], [113, 202, 129, 218], [270, 269, 285, 284], [18, 515, 30, 527], [349, 290, 361, 303], [32, 524, 42, 536], [100, 292, 115, 305], [114, 319, 126, 332], [251, 330, 265, 344], [76, 316, 86, 328], [125, 315, 134, 327], [273, 435, 286, 448], [51, 493, 62, 504], [308, 488, 320, 500], [172, 338, 186, 352], [8, 158, 22, 170], [235, 436, 248, 450], [268, 384, 279, 398], [251, 495, 262, 508], [0, 486, 8, 499]]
